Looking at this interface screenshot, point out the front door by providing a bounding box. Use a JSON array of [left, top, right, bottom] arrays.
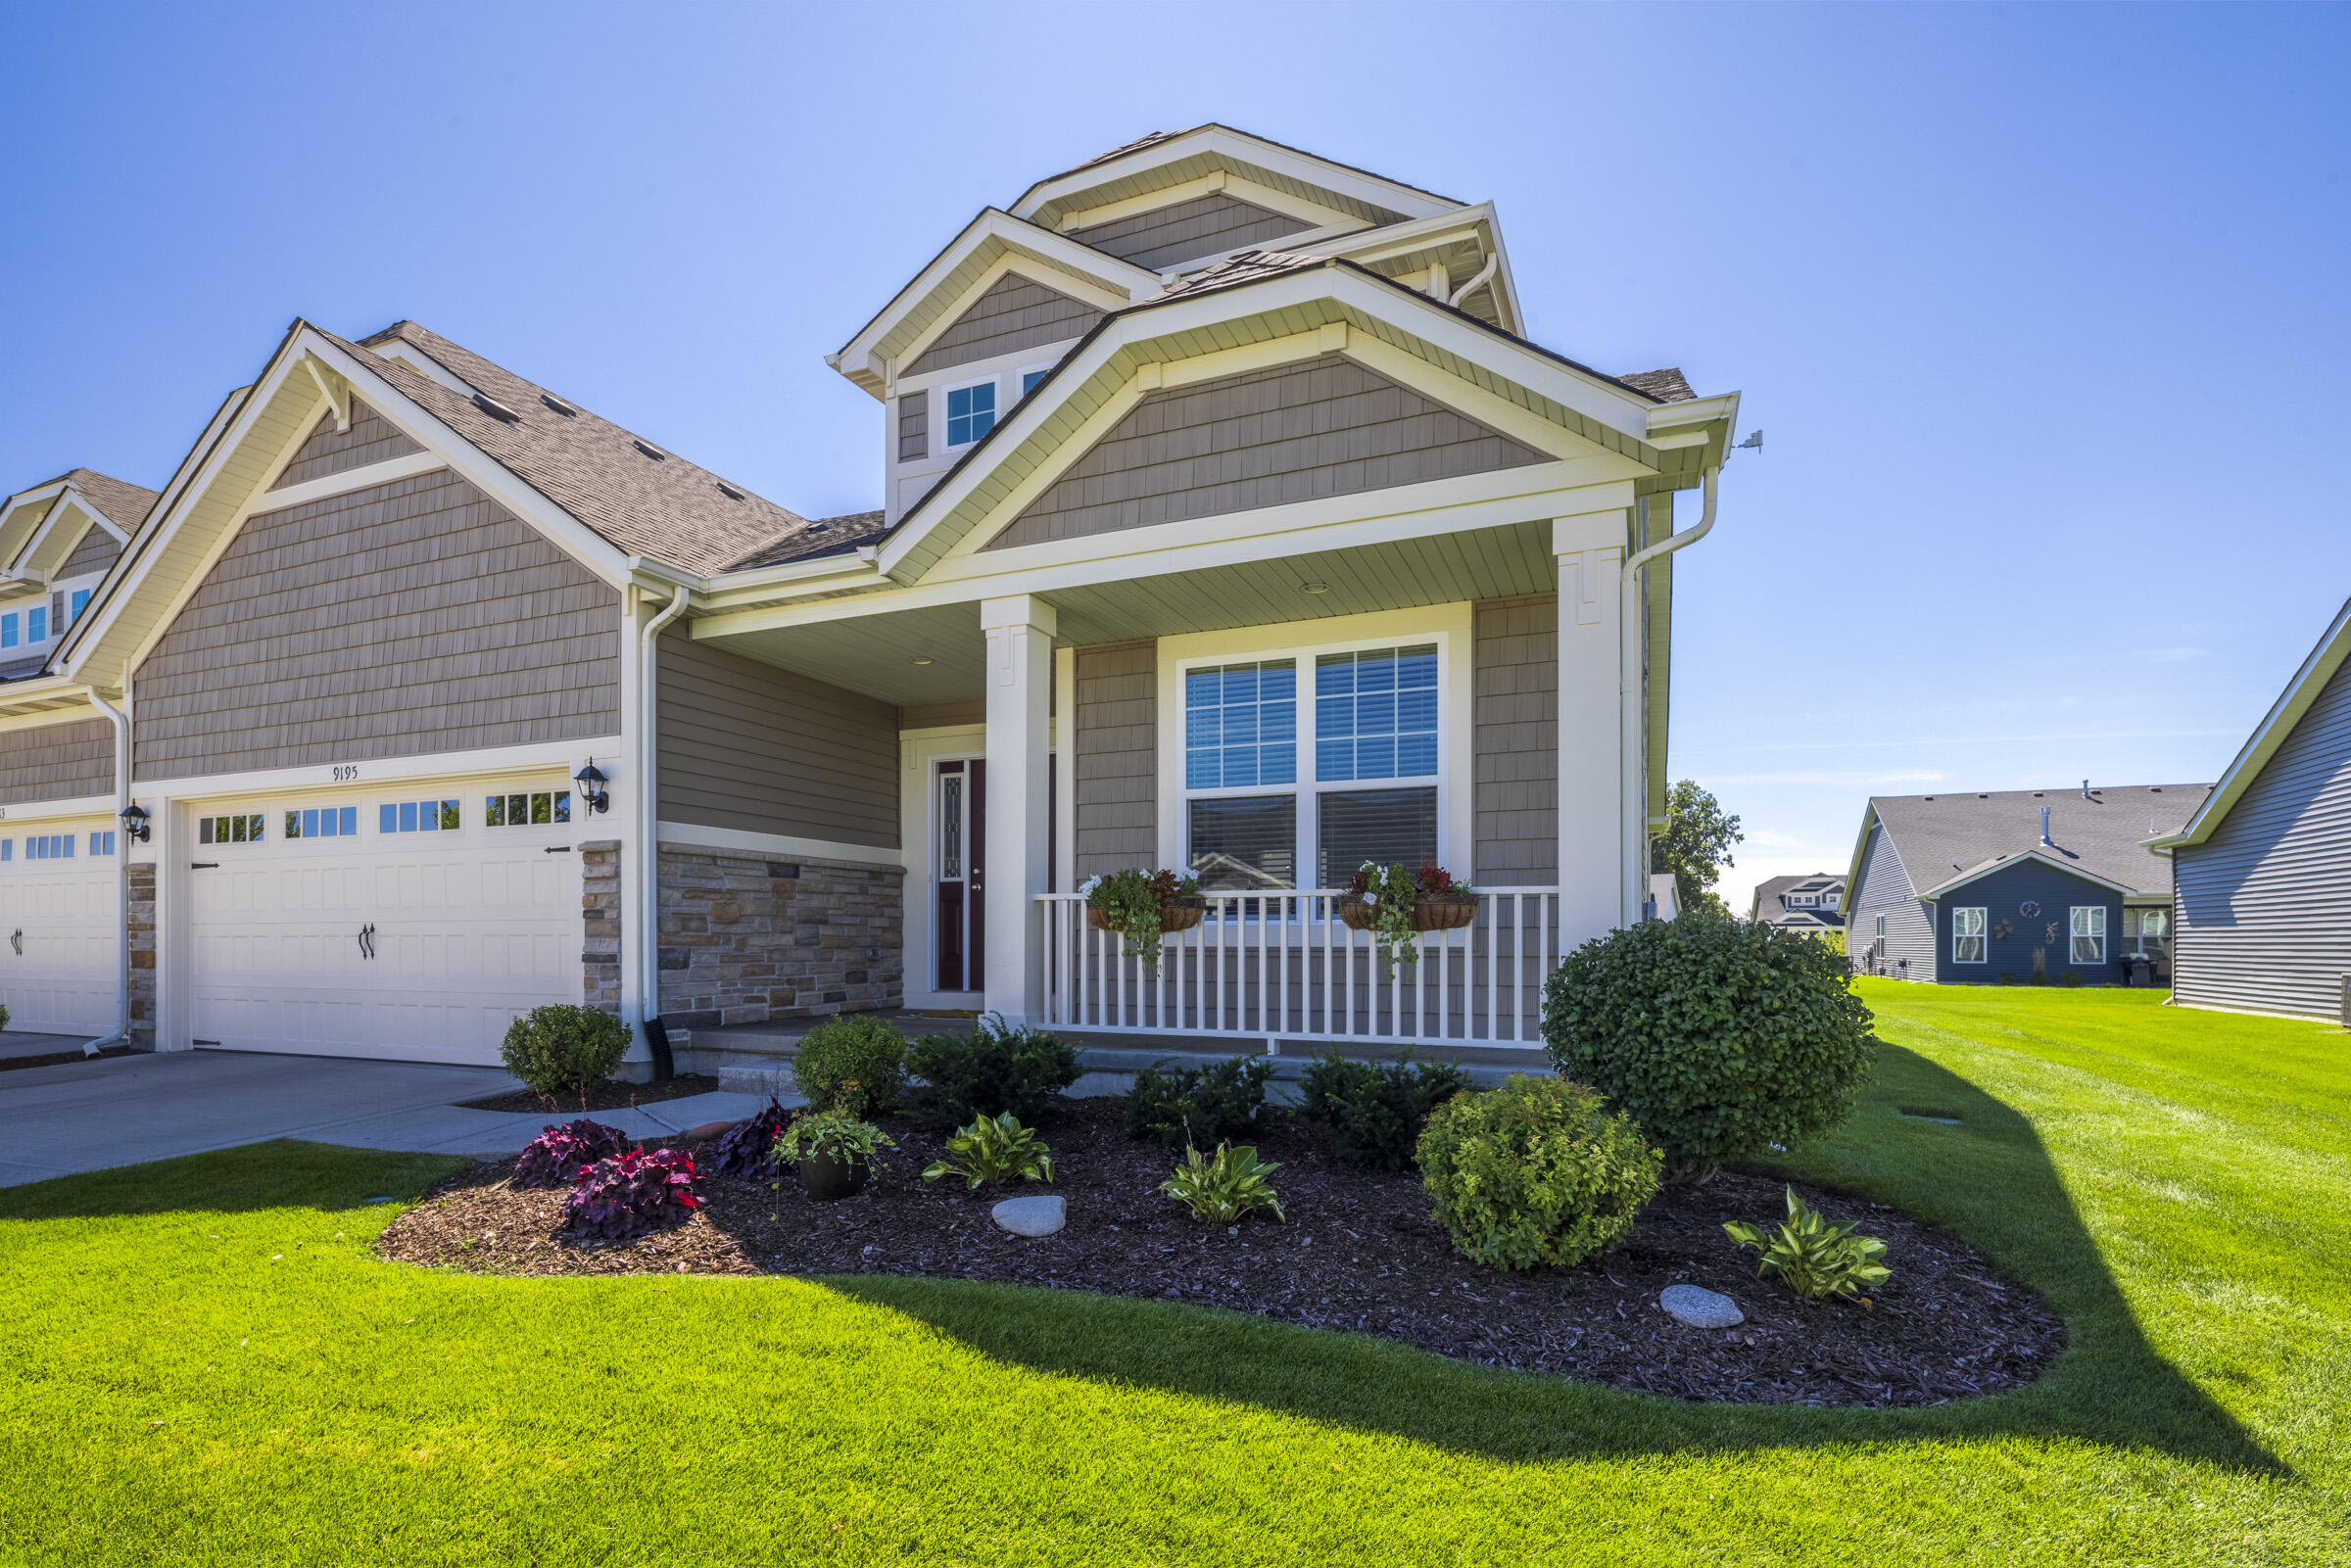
[[934, 759, 985, 993]]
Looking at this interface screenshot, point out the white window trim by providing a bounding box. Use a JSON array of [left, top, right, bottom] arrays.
[[1156, 613, 1470, 897], [2070, 905, 2106, 965], [939, 374, 1001, 452], [1952, 905, 1988, 964]]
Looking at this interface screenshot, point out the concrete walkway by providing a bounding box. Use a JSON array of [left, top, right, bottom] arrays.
[[0, 1045, 782, 1188]]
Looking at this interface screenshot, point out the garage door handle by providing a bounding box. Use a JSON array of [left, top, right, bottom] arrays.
[[191, 862, 218, 870], [8, 929, 18, 956], [358, 923, 376, 961]]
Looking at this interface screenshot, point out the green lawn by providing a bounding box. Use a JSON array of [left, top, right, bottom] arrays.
[[3, 984, 2346, 1566]]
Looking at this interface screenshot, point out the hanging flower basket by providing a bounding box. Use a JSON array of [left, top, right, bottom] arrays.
[[1340, 864, 1476, 976], [1336, 893, 1476, 933], [1086, 896, 1205, 935], [1078, 869, 1205, 967]]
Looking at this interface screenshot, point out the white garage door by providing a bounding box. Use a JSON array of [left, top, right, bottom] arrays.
[[190, 783, 582, 1065], [0, 820, 120, 1036]]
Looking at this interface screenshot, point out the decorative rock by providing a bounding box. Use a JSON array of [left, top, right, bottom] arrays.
[[1659, 1284, 1745, 1329], [990, 1195, 1066, 1237]]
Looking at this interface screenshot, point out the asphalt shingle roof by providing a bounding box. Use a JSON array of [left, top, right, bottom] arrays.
[[49, 468, 161, 534], [1868, 784, 2214, 900], [1617, 368, 1696, 404]]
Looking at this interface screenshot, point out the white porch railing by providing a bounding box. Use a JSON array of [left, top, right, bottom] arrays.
[[1036, 888, 1565, 1051]]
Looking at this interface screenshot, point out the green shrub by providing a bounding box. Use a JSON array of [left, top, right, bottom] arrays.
[[791, 1014, 908, 1118], [2059, 971, 2085, 987], [500, 1004, 630, 1098], [1122, 1054, 1271, 1149], [1415, 1075, 1660, 1270], [1543, 916, 1876, 1182], [1294, 1051, 1471, 1170], [1725, 1186, 1892, 1302], [775, 1109, 895, 1172], [903, 1015, 1081, 1130], [1160, 1142, 1286, 1224], [922, 1113, 1056, 1189]]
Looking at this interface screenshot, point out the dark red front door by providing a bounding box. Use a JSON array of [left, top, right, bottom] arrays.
[[935, 759, 985, 992]]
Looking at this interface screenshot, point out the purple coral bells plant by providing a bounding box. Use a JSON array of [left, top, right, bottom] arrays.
[[511, 1118, 631, 1189], [561, 1147, 704, 1242], [708, 1098, 791, 1179]]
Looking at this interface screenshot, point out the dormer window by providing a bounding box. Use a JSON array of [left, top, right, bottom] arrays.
[[944, 379, 997, 449], [1020, 367, 1051, 399]]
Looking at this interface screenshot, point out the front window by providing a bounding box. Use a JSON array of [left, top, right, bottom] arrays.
[[1952, 906, 1987, 963], [944, 380, 997, 448], [2071, 906, 2106, 964], [1180, 641, 1442, 892]]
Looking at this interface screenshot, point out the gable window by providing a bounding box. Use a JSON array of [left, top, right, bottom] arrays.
[[198, 814, 265, 844], [1952, 906, 1987, 963], [943, 379, 997, 449], [485, 791, 569, 827], [380, 800, 460, 833], [2070, 906, 2106, 964], [70, 589, 91, 625], [1, 614, 16, 648], [1020, 367, 1051, 399], [286, 806, 361, 839], [26, 605, 45, 642]]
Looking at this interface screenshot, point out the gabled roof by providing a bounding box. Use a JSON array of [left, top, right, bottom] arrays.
[[1851, 784, 2212, 904], [2161, 594, 2351, 851], [1914, 848, 2142, 903], [1014, 123, 1464, 224], [348, 322, 823, 575], [1748, 872, 1843, 922], [29, 469, 160, 535]]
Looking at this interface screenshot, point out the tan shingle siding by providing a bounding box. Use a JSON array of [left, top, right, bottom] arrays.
[[1472, 594, 1556, 883], [270, 398, 426, 489], [904, 274, 1103, 378], [61, 525, 123, 579], [1073, 641, 1157, 879], [0, 719, 113, 806], [131, 469, 620, 781], [896, 391, 929, 461], [1068, 192, 1305, 271]]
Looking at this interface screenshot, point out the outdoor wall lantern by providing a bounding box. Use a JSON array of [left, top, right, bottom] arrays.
[[573, 763, 610, 816], [120, 803, 151, 843]]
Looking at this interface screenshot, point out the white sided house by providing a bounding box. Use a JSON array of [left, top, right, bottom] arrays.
[[0, 126, 1741, 1070]]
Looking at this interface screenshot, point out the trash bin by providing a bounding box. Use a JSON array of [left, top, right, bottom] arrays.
[[2124, 956, 2155, 987]]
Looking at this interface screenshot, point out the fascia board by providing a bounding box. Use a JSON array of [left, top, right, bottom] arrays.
[[1914, 850, 2142, 902], [1011, 127, 1459, 225], [367, 337, 479, 397], [0, 492, 70, 576], [0, 676, 100, 719], [1841, 805, 1880, 913], [887, 248, 1134, 385], [2170, 595, 2351, 850]]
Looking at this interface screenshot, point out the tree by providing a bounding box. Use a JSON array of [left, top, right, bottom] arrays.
[[1651, 779, 1743, 918]]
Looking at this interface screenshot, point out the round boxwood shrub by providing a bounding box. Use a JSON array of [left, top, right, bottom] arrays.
[[1543, 915, 1876, 1183], [500, 1004, 630, 1098], [1415, 1075, 1660, 1270], [791, 1013, 909, 1118]]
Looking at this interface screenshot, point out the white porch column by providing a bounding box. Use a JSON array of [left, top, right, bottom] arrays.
[[1555, 509, 1629, 949], [982, 594, 1056, 1024]]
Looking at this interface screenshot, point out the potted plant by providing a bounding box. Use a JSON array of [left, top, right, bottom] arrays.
[[1339, 862, 1476, 976], [774, 1104, 896, 1201], [1078, 867, 1205, 964]]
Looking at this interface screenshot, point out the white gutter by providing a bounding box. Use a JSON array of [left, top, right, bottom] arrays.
[[82, 688, 132, 1058], [1620, 465, 1719, 923], [633, 591, 690, 1059]]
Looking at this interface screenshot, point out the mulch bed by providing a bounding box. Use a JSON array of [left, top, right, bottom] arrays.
[[0, 1046, 134, 1073], [456, 1073, 722, 1114], [377, 1097, 2063, 1407]]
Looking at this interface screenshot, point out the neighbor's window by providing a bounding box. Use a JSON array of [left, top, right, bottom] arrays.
[[286, 806, 360, 839], [944, 380, 997, 448], [380, 800, 460, 833], [198, 814, 265, 845], [2133, 908, 2170, 954], [485, 791, 568, 828], [2071, 906, 2106, 964], [1874, 914, 1886, 937], [1952, 906, 1987, 963]]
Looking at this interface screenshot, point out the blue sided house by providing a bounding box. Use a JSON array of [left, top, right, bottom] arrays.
[[1844, 781, 2212, 984]]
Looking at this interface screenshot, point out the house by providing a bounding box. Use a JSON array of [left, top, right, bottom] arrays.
[[1747, 873, 1844, 936], [0, 125, 1742, 1069], [1844, 783, 2210, 983], [2152, 596, 2351, 1020]]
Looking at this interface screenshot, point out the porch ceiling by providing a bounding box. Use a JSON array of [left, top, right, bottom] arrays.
[[693, 518, 1559, 707]]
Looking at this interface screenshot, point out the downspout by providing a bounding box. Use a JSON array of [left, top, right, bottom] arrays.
[[1448, 252, 1501, 312], [83, 689, 132, 1058], [1619, 465, 1720, 925], [633, 591, 690, 1078]]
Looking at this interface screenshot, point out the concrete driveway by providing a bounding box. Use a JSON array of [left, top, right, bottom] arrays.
[[0, 1040, 779, 1188]]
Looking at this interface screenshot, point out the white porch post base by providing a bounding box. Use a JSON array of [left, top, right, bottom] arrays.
[[982, 594, 1056, 1026], [1555, 510, 1628, 950]]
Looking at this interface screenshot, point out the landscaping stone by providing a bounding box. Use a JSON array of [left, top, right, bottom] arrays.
[[991, 1195, 1065, 1237], [1660, 1283, 1745, 1328]]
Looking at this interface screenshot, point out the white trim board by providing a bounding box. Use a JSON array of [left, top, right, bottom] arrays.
[[656, 821, 906, 870]]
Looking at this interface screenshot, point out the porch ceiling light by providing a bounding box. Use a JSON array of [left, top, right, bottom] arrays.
[[119, 802, 150, 843], [1300, 582, 1329, 594], [573, 762, 610, 816], [911, 656, 934, 665]]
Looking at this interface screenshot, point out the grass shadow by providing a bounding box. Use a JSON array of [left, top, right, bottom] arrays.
[[0, 1139, 466, 1221], [817, 1042, 2285, 1475]]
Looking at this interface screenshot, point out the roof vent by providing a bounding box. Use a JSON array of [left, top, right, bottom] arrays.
[[632, 440, 667, 462], [541, 394, 577, 418], [2040, 806, 2054, 847], [807, 522, 830, 533], [716, 481, 745, 501], [470, 392, 522, 424], [2083, 779, 2094, 799]]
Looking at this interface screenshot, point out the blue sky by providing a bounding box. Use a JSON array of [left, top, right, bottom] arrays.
[[4, 2, 2345, 907]]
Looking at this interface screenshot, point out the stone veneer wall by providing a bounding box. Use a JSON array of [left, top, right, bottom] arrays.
[[581, 839, 621, 1012], [127, 861, 156, 1047], [657, 841, 903, 1028]]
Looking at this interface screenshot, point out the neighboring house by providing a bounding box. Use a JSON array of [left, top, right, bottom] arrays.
[[0, 469, 158, 681], [2153, 596, 2351, 1020], [1844, 783, 2210, 983], [1748, 873, 1844, 936], [0, 125, 1742, 1069]]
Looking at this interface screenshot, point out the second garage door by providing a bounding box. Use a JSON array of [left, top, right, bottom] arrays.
[[190, 784, 582, 1065], [0, 820, 120, 1037]]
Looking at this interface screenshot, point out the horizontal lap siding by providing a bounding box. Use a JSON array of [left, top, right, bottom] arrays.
[[270, 398, 424, 489], [985, 354, 1546, 551], [0, 719, 112, 805], [2175, 657, 2351, 1017], [1847, 823, 1936, 977], [1472, 594, 1555, 884], [61, 525, 122, 578], [657, 634, 899, 850], [1066, 193, 1304, 271], [132, 470, 620, 781], [1933, 860, 2126, 982], [904, 275, 1102, 378], [1073, 641, 1156, 880]]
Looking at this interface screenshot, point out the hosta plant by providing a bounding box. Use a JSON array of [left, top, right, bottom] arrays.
[[560, 1147, 702, 1242], [1080, 868, 1203, 964], [706, 1098, 791, 1179], [511, 1118, 631, 1189], [1160, 1142, 1286, 1224], [1724, 1186, 1893, 1303], [774, 1108, 896, 1173], [923, 1112, 1057, 1190]]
